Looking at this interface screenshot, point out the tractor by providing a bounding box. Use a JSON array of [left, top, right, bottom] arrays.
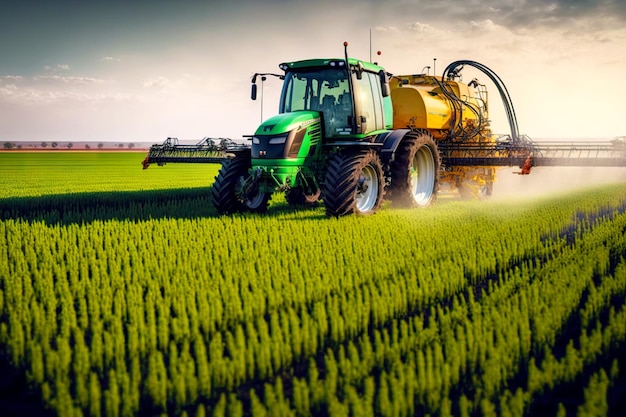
[[213, 42, 445, 216]]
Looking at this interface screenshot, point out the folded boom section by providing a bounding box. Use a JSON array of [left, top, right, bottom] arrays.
[[142, 137, 248, 168]]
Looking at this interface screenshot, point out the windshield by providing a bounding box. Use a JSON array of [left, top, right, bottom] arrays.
[[280, 68, 353, 136]]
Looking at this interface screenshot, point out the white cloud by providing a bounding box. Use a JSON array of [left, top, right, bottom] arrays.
[[373, 26, 399, 32], [1, 75, 23, 82], [34, 75, 105, 84], [140, 73, 225, 96], [102, 56, 121, 62], [0, 84, 132, 104], [43, 64, 71, 71], [0, 84, 19, 97], [142, 76, 170, 88], [470, 19, 498, 31], [408, 22, 435, 33]]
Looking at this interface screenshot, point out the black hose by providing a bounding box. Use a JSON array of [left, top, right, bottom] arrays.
[[433, 75, 483, 141], [442, 60, 520, 142]]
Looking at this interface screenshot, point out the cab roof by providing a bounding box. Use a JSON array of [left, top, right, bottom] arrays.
[[278, 58, 385, 73]]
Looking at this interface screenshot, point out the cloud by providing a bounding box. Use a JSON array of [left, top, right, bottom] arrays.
[[140, 73, 221, 94], [34, 75, 105, 84], [469, 19, 498, 31], [373, 26, 399, 33], [43, 64, 71, 71], [382, 0, 626, 31], [0, 84, 19, 97], [102, 56, 121, 62], [487, 0, 626, 29], [1, 76, 24, 82], [1, 73, 123, 105], [0, 84, 131, 104], [142, 76, 170, 88], [408, 22, 435, 33]]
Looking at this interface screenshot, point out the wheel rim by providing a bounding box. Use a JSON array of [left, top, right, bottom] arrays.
[[245, 191, 266, 209], [410, 145, 436, 205], [238, 174, 266, 209], [356, 164, 379, 212]]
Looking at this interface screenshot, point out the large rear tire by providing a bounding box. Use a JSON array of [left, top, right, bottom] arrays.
[[212, 153, 271, 214], [389, 131, 440, 207], [323, 150, 385, 217]]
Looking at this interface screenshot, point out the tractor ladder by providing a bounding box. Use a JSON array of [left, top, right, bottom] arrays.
[[142, 137, 249, 169]]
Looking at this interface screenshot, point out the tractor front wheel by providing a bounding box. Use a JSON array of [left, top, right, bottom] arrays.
[[212, 153, 271, 214], [323, 150, 385, 217]]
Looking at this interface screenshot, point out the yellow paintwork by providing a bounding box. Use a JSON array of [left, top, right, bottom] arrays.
[[391, 86, 451, 131], [389, 73, 500, 198], [390, 74, 483, 139]]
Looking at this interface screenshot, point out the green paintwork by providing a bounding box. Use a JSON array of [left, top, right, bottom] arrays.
[[280, 58, 386, 74], [254, 111, 320, 136], [249, 57, 393, 194]]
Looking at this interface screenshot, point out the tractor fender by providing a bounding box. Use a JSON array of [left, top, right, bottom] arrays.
[[376, 129, 411, 164]]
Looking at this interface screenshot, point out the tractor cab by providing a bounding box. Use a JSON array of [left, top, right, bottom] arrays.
[[253, 57, 393, 141], [277, 58, 393, 139], [278, 61, 353, 138]]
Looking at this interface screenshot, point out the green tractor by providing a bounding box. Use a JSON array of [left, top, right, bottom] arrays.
[[211, 42, 440, 216]]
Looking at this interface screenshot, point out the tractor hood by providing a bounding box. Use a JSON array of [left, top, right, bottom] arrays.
[[254, 111, 321, 136]]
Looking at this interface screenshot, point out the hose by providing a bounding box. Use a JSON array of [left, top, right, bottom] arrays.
[[441, 61, 520, 142]]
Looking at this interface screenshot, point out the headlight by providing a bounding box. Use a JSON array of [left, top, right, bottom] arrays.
[[269, 135, 287, 145], [252, 137, 260, 145]]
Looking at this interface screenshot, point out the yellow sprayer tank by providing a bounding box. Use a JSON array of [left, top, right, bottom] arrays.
[[390, 74, 484, 141]]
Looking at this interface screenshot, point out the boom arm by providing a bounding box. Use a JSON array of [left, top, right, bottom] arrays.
[[439, 138, 626, 169], [141, 137, 249, 169]]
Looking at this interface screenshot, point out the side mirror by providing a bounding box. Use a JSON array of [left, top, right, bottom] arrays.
[[251, 83, 257, 100], [380, 71, 390, 97], [356, 62, 364, 80]]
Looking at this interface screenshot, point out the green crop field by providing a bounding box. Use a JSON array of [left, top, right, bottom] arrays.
[[1, 151, 625, 417]]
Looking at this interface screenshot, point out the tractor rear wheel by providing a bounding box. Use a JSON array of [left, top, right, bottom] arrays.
[[389, 131, 440, 207], [323, 149, 385, 217], [212, 153, 271, 214]]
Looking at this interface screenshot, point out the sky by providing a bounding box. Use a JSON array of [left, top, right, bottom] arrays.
[[1, 0, 625, 144]]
